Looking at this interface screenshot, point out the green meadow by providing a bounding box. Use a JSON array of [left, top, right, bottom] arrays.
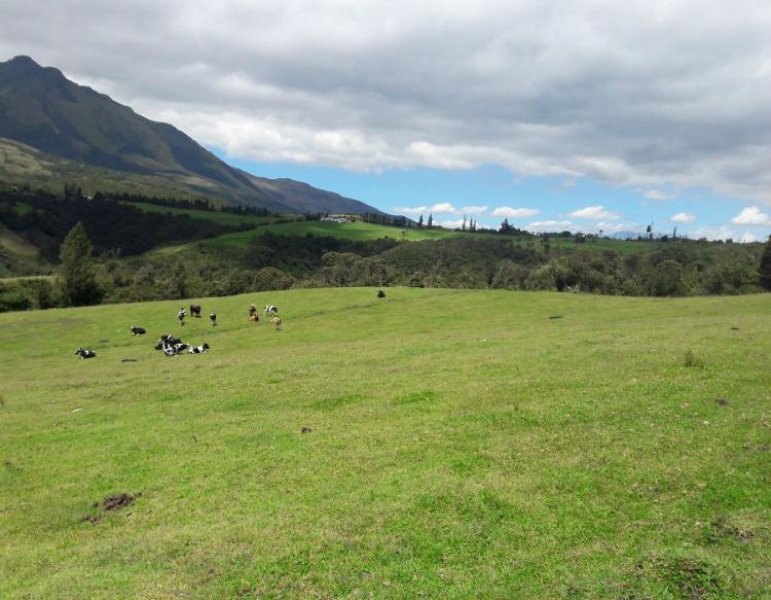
[[201, 220, 476, 251], [1, 288, 769, 598]]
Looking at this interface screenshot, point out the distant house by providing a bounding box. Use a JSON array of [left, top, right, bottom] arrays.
[[321, 215, 351, 224]]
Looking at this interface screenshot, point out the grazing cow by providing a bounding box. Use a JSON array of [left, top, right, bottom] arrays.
[[209, 312, 217, 326], [264, 305, 279, 315], [189, 304, 202, 318], [248, 304, 257, 317], [377, 290, 386, 298], [188, 343, 210, 354], [74, 348, 96, 359], [177, 308, 186, 326], [130, 325, 146, 336], [271, 316, 282, 331]]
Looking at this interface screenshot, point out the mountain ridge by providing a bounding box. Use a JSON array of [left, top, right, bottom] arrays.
[[0, 55, 384, 215]]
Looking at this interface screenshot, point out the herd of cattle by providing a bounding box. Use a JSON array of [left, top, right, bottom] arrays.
[[74, 304, 281, 359]]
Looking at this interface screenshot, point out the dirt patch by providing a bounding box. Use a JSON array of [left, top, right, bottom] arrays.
[[715, 397, 729, 406], [702, 516, 757, 545], [630, 556, 724, 599], [80, 514, 101, 525], [94, 492, 141, 512]]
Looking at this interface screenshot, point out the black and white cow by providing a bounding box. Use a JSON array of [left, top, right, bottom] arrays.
[[74, 348, 96, 359], [154, 334, 181, 351], [177, 308, 186, 325], [165, 342, 188, 356], [189, 304, 202, 318], [130, 325, 146, 336], [188, 343, 210, 354], [209, 312, 217, 326], [264, 305, 279, 315]]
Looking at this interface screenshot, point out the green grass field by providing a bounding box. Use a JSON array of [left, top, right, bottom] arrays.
[[1, 288, 769, 598], [201, 220, 477, 250]]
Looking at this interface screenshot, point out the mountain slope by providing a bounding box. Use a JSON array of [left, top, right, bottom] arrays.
[[0, 56, 383, 215]]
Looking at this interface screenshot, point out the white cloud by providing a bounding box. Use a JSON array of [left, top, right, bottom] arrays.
[[436, 218, 465, 229], [595, 221, 637, 233], [642, 189, 676, 201], [570, 205, 620, 220], [461, 205, 488, 214], [740, 232, 757, 243], [431, 202, 457, 214], [691, 226, 738, 241], [492, 206, 540, 218], [731, 206, 771, 226], [527, 220, 574, 231], [394, 205, 429, 215], [671, 212, 696, 223]]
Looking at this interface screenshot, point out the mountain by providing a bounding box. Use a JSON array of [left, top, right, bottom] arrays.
[[0, 56, 383, 215]]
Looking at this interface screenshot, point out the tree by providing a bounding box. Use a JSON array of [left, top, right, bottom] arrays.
[[760, 236, 771, 291], [427, 213, 433, 229], [59, 222, 103, 306], [417, 214, 424, 229], [499, 218, 513, 234]]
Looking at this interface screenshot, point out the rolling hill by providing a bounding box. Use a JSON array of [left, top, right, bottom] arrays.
[[1, 288, 769, 597], [0, 56, 385, 215]]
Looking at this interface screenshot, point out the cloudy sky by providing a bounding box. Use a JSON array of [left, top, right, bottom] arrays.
[[2, 0, 770, 240]]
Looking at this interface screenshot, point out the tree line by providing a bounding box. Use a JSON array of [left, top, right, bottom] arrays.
[[1, 186, 769, 311]]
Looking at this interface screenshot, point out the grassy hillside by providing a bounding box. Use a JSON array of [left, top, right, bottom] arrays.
[[203, 220, 469, 249], [1, 288, 768, 598], [0, 137, 236, 201], [126, 208, 665, 255]]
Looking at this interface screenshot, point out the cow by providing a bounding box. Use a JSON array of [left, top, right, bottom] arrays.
[[264, 305, 279, 315], [74, 348, 96, 359], [130, 326, 146, 336], [248, 304, 257, 317], [165, 342, 188, 356], [271, 316, 282, 331], [249, 314, 259, 323], [189, 304, 202, 318], [209, 312, 217, 326], [377, 290, 386, 298], [188, 343, 210, 354], [177, 308, 186, 326], [154, 334, 181, 351]]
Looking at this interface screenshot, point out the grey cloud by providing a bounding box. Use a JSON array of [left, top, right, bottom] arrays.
[[1, 0, 770, 203]]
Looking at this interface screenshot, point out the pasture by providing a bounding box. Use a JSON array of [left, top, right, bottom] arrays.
[[0, 288, 769, 598]]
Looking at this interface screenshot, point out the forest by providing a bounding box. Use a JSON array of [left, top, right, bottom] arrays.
[[0, 186, 769, 311]]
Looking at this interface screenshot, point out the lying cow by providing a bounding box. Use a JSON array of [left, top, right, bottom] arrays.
[[165, 342, 188, 356], [130, 325, 146, 336], [74, 348, 96, 359], [188, 343, 210, 354], [264, 305, 279, 315], [154, 334, 181, 351]]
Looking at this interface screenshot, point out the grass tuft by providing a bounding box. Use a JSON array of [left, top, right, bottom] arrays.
[[683, 348, 706, 369]]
